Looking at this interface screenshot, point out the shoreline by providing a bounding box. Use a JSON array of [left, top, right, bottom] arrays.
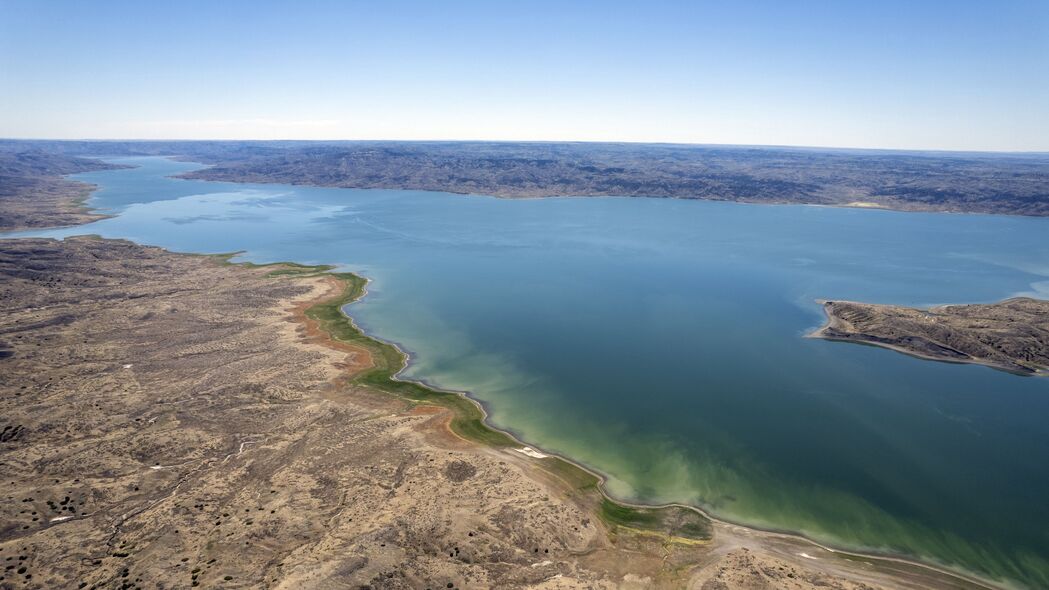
[[808, 298, 1049, 377], [170, 151, 1049, 219], [182, 169, 1049, 219], [3, 159, 1011, 588], [282, 259, 1003, 590], [73, 154, 1047, 222]]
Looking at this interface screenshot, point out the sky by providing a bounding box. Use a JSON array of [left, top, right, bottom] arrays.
[[1, 0, 1047, 151]]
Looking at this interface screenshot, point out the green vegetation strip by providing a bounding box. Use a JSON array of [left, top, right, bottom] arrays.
[[600, 499, 711, 540], [220, 255, 711, 542], [306, 269, 517, 448]]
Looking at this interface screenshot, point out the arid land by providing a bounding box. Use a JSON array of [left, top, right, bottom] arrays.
[[4, 140, 1049, 216], [812, 299, 1049, 375], [0, 157, 1005, 589], [0, 152, 123, 231]]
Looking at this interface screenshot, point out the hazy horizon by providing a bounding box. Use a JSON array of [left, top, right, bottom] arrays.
[[5, 137, 1049, 156], [2, 0, 1048, 151]]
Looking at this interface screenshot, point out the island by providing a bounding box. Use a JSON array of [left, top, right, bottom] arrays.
[[812, 298, 1049, 375]]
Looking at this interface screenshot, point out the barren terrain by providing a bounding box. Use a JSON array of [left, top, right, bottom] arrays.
[[0, 152, 1007, 588], [813, 298, 1049, 375], [0, 237, 998, 589], [4, 140, 1048, 216], [0, 152, 120, 231]]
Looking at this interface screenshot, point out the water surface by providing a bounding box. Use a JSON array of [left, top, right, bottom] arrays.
[[18, 157, 1049, 587]]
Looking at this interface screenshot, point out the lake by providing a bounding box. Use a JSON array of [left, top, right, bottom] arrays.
[[17, 156, 1049, 587]]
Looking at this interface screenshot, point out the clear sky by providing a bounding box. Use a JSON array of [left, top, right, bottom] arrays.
[[1, 0, 1047, 151]]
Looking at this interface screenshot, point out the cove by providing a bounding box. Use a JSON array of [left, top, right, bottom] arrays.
[[16, 156, 1049, 588]]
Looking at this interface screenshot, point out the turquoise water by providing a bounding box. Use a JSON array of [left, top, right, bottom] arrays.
[[17, 157, 1049, 587]]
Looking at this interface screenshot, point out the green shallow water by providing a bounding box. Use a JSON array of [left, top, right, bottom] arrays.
[[16, 156, 1049, 587]]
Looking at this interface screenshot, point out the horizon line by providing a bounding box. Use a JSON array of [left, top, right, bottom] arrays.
[[2, 136, 1048, 156]]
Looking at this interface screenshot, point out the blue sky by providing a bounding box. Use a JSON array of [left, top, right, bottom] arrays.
[[1, 0, 1047, 150]]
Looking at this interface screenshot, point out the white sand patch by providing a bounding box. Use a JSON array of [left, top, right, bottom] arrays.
[[845, 201, 886, 209], [123, 364, 133, 369], [50, 516, 74, 523], [516, 446, 549, 459], [799, 552, 817, 559]]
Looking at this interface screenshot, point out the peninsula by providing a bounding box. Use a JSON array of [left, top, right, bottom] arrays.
[[812, 298, 1049, 375], [0, 151, 121, 230]]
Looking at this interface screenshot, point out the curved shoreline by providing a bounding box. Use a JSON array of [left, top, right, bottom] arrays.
[[32, 158, 1012, 588], [808, 298, 1049, 377], [180, 165, 1049, 220], [282, 260, 1003, 590], [174, 160, 1049, 219]]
